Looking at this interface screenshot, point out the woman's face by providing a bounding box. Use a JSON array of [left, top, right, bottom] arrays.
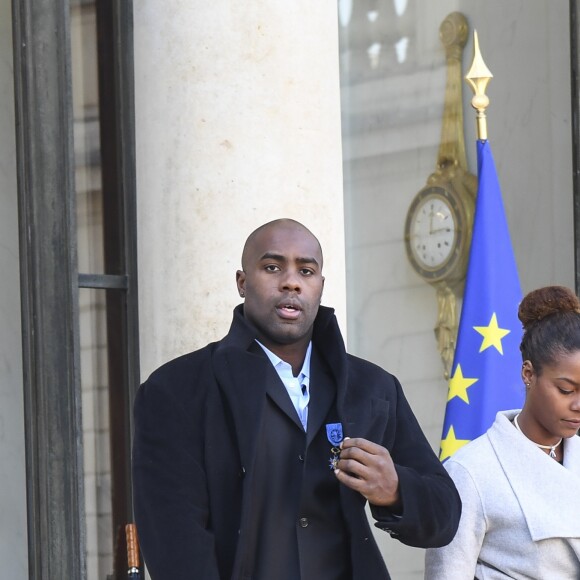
[[522, 351, 580, 442]]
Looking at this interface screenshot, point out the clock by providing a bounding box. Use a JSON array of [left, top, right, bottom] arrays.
[[401, 11, 476, 379], [404, 184, 470, 287]]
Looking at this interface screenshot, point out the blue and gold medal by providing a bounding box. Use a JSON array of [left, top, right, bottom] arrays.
[[326, 423, 343, 470]]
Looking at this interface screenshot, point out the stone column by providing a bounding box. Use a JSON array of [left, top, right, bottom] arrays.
[[134, 1, 346, 377]]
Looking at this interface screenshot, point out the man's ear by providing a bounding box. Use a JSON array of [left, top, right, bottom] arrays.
[[236, 270, 246, 297]]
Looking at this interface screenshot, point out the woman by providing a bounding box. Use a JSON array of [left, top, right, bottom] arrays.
[[425, 285, 580, 579]]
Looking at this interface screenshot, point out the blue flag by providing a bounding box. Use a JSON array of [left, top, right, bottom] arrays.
[[439, 140, 524, 462]]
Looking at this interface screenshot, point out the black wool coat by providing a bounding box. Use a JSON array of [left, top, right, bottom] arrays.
[[132, 305, 461, 580]]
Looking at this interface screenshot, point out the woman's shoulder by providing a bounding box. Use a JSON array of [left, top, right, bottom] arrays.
[[443, 433, 497, 486], [441, 436, 502, 511], [449, 430, 493, 462], [445, 410, 520, 471]]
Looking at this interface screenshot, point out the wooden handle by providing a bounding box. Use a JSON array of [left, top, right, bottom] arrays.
[[126, 523, 140, 569]]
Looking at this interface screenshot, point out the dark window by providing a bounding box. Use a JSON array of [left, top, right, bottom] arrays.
[[14, 0, 138, 577]]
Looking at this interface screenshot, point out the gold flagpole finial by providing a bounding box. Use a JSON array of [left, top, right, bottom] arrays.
[[465, 30, 493, 141]]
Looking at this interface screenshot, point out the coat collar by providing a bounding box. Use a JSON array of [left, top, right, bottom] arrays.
[[219, 305, 349, 402], [211, 305, 349, 468], [488, 410, 580, 541]]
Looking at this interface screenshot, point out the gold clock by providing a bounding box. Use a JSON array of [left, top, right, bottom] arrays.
[[403, 12, 477, 379], [404, 184, 469, 286]]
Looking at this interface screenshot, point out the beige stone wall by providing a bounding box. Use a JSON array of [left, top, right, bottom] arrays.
[[134, 1, 347, 380]]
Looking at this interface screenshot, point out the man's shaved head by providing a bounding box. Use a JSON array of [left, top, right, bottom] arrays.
[[241, 219, 323, 272]]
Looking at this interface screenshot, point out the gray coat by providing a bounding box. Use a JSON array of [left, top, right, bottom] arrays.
[[425, 410, 580, 580]]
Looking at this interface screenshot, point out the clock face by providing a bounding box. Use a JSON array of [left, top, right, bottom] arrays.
[[404, 185, 466, 282], [410, 195, 456, 268]]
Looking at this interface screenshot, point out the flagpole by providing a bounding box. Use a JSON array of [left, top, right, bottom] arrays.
[[465, 30, 493, 141], [438, 33, 524, 462]]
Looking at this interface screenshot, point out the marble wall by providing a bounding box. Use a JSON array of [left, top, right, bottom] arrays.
[[0, 0, 28, 577], [340, 1, 573, 578]]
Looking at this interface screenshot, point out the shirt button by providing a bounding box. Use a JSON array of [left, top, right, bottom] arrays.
[[299, 517, 309, 528], [298, 454, 304, 462]]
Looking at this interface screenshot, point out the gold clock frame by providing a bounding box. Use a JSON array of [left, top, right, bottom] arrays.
[[404, 12, 477, 378]]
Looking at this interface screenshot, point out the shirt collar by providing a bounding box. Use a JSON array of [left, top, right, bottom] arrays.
[[255, 340, 312, 385]]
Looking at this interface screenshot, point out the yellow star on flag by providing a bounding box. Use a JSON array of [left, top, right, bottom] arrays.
[[474, 312, 510, 354], [439, 425, 471, 462], [447, 364, 478, 403]]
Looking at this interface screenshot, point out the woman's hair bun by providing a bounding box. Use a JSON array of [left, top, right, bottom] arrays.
[[518, 285, 580, 328]]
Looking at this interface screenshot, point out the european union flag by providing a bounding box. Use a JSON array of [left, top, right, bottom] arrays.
[[439, 140, 524, 461]]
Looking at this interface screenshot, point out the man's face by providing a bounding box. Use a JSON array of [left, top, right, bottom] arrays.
[[236, 222, 324, 354]]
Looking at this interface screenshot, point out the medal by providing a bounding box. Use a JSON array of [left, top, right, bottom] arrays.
[[329, 446, 341, 470], [326, 423, 343, 470]]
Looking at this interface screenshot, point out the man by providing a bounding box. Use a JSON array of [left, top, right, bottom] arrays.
[[132, 218, 460, 579]]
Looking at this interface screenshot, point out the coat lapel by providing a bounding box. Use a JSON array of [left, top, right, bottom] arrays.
[[212, 335, 307, 471], [306, 349, 336, 447], [211, 304, 353, 469], [257, 340, 304, 432], [489, 412, 580, 541], [211, 343, 272, 472]]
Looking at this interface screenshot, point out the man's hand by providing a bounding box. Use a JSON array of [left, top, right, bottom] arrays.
[[334, 437, 401, 509]]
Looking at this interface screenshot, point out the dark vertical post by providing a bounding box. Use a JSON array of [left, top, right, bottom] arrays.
[[95, 1, 140, 576], [12, 0, 85, 578]]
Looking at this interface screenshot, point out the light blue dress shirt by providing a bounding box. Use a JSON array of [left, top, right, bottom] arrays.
[[256, 340, 312, 431]]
